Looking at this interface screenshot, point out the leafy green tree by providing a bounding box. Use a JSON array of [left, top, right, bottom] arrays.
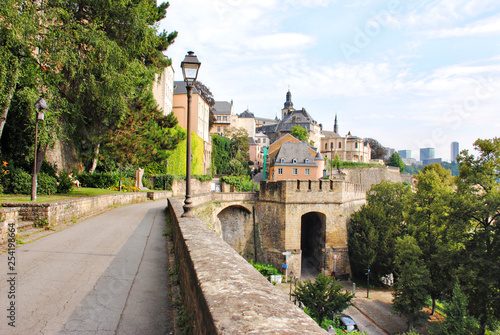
[[348, 181, 412, 281], [428, 281, 479, 335], [291, 125, 309, 142], [387, 152, 405, 172], [408, 164, 455, 315], [392, 235, 431, 331], [453, 138, 500, 334], [293, 273, 354, 324]]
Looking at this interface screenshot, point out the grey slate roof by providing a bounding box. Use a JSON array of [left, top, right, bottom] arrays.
[[173, 81, 201, 95], [239, 109, 255, 118], [272, 142, 317, 166], [214, 101, 232, 115]]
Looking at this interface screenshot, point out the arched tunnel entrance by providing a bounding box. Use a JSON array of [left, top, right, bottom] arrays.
[[217, 205, 254, 259], [301, 212, 326, 279]]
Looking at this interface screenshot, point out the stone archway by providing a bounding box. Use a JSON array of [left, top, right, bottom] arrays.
[[217, 205, 254, 258], [301, 212, 326, 278]]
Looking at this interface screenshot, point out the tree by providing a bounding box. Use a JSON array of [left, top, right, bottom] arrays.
[[408, 164, 455, 315], [364, 138, 387, 160], [428, 281, 479, 335], [387, 152, 405, 172], [293, 273, 354, 324], [453, 138, 500, 334], [392, 236, 431, 331], [211, 135, 231, 175], [291, 125, 309, 142], [348, 181, 412, 281]]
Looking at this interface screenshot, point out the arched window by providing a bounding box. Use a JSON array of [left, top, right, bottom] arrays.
[[325, 143, 328, 150], [293, 158, 297, 164], [280, 158, 285, 163], [331, 142, 334, 149], [305, 159, 309, 164], [355, 142, 358, 149], [338, 142, 341, 149]]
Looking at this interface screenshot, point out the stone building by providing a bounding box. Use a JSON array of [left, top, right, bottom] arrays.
[[267, 134, 324, 181], [211, 100, 233, 135], [256, 90, 323, 147], [151, 64, 175, 116], [320, 114, 371, 163]]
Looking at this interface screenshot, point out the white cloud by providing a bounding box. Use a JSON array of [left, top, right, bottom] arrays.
[[429, 14, 500, 37]]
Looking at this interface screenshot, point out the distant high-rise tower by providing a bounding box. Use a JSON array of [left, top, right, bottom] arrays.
[[420, 148, 435, 161], [451, 142, 459, 164], [398, 150, 411, 159], [333, 113, 338, 134]]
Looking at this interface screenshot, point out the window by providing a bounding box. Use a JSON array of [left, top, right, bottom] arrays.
[[305, 168, 310, 175], [325, 143, 328, 150], [223, 126, 227, 131], [278, 168, 283, 175], [223, 116, 227, 121], [338, 142, 342, 149], [217, 116, 221, 121], [292, 168, 298, 175], [263, 139, 266, 143], [331, 142, 334, 149], [280, 158, 285, 163], [355, 142, 359, 149], [292, 158, 297, 164], [257, 139, 260, 143], [217, 126, 221, 132], [305, 159, 309, 164]]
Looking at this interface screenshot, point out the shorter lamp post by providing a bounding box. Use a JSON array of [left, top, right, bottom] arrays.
[[366, 268, 371, 299], [31, 97, 48, 201], [180, 51, 201, 217]]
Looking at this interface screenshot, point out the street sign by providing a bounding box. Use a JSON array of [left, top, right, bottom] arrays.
[[282, 251, 292, 256], [333, 254, 338, 260]]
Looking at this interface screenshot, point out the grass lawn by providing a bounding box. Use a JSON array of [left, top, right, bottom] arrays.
[[0, 187, 121, 204]]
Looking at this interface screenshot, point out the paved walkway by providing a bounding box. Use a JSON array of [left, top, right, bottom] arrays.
[[0, 200, 172, 335]]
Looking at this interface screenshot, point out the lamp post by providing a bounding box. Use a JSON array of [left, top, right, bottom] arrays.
[[31, 97, 48, 201], [180, 51, 201, 217]]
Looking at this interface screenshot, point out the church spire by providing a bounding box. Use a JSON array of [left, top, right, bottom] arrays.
[[284, 89, 293, 109], [334, 112, 338, 134]]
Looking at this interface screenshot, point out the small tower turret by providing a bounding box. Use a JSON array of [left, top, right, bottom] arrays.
[[334, 113, 338, 134]]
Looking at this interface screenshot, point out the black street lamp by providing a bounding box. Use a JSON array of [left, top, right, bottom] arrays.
[[180, 51, 201, 217], [366, 268, 371, 299], [31, 97, 48, 201]]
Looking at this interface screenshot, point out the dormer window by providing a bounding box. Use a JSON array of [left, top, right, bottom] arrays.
[[305, 159, 309, 164], [281, 158, 285, 163], [292, 158, 297, 164]]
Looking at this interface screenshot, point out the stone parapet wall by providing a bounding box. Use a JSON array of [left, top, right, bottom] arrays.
[[259, 179, 366, 204], [171, 179, 211, 196], [167, 198, 326, 334], [342, 166, 402, 189], [0, 208, 19, 244]]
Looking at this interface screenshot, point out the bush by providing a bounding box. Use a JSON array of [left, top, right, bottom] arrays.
[[250, 260, 280, 279], [78, 172, 119, 189], [57, 170, 74, 193], [6, 168, 31, 194], [220, 175, 258, 192], [37, 173, 57, 195]]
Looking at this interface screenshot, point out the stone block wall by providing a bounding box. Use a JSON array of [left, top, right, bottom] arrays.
[[171, 179, 211, 196], [0, 208, 19, 244], [343, 166, 402, 189], [167, 198, 326, 334]]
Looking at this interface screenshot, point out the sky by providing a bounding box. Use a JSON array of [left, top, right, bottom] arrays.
[[158, 0, 500, 162]]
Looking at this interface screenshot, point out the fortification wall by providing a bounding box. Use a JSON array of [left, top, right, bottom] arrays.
[[167, 198, 325, 334], [342, 166, 402, 189]]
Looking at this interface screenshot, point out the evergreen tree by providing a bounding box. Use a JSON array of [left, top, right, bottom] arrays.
[[387, 152, 405, 172]]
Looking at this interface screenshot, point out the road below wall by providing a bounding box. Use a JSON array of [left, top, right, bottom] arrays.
[[0, 200, 172, 335]]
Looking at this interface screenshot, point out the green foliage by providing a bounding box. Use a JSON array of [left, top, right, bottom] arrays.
[[293, 273, 354, 323], [37, 172, 57, 195], [387, 152, 405, 172], [77, 172, 119, 189], [220, 175, 259, 192], [428, 281, 479, 335], [211, 135, 231, 175], [144, 161, 167, 175], [348, 180, 412, 281], [249, 260, 280, 279], [165, 132, 204, 176], [291, 125, 309, 141], [392, 236, 431, 330], [56, 170, 74, 194], [5, 168, 31, 194]]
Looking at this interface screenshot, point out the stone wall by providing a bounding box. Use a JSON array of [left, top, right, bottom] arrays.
[[167, 197, 326, 334], [0, 208, 19, 245], [171, 178, 211, 196], [342, 166, 402, 189]]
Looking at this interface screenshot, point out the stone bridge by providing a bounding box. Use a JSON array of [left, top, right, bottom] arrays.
[[194, 179, 367, 280]]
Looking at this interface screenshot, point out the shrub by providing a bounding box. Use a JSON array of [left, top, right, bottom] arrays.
[[37, 173, 57, 195], [78, 172, 119, 188], [220, 175, 258, 192], [6, 168, 31, 194], [57, 170, 74, 193], [250, 260, 280, 279]]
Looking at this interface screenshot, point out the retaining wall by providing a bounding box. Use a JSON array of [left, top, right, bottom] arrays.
[[167, 197, 326, 334]]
